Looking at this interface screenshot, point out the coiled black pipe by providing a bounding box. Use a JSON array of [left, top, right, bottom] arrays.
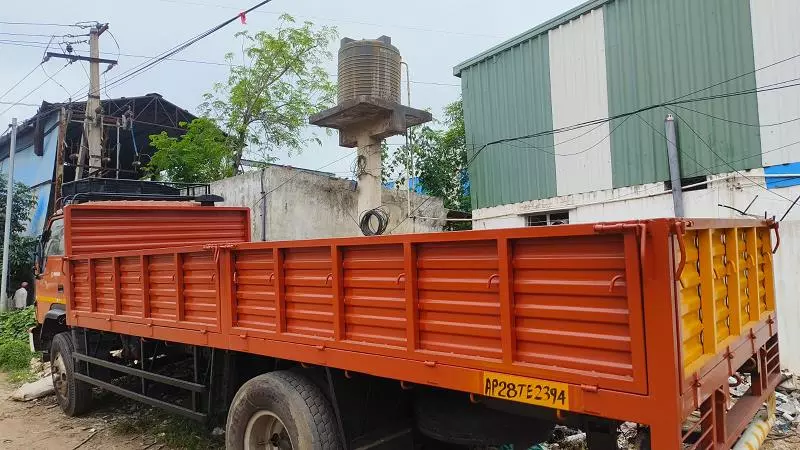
[[359, 207, 389, 236]]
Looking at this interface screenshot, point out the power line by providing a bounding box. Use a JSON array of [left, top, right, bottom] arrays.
[[151, 0, 501, 39], [466, 79, 800, 169], [98, 0, 277, 95], [683, 139, 800, 178], [0, 38, 53, 45], [0, 61, 71, 117], [673, 53, 800, 102], [251, 151, 357, 209], [555, 111, 796, 207], [498, 117, 631, 158], [0, 40, 461, 88], [1, 1, 276, 124], [388, 195, 435, 234], [0, 32, 87, 38], [114, 52, 460, 87], [0, 62, 42, 102], [0, 41, 51, 50], [0, 20, 79, 27], [0, 37, 90, 45], [669, 108, 794, 204], [672, 104, 800, 128], [40, 37, 75, 99], [0, 101, 39, 107], [633, 112, 715, 178], [41, 62, 72, 99], [465, 48, 800, 166], [45, 0, 278, 111]]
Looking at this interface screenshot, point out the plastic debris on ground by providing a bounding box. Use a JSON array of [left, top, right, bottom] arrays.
[[772, 370, 800, 437]]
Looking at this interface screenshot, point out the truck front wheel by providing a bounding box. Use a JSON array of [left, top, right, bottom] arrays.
[[226, 370, 341, 450], [50, 332, 92, 416]]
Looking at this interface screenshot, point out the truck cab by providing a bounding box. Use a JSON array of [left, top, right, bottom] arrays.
[[30, 178, 220, 353], [30, 213, 68, 352]]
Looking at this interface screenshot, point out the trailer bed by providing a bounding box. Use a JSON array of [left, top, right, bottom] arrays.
[[63, 211, 782, 447]]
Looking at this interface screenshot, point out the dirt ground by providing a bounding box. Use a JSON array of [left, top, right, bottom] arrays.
[[762, 432, 800, 450], [0, 373, 166, 450]]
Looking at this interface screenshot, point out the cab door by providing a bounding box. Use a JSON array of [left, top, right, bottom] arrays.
[[35, 216, 66, 322]]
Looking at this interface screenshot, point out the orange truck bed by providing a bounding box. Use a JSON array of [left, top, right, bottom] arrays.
[[61, 202, 781, 449]]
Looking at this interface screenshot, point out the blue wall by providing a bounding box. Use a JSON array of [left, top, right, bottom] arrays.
[[0, 114, 59, 237]]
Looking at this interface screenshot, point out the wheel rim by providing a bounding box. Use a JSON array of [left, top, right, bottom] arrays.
[[244, 411, 293, 450], [51, 352, 69, 399]]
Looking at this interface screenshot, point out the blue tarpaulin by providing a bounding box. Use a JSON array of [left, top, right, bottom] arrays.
[[764, 162, 800, 189]]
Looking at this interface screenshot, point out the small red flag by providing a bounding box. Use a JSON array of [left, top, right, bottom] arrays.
[[239, 11, 247, 24]]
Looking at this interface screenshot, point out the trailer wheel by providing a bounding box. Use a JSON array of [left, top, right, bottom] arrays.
[[226, 371, 341, 450], [50, 332, 92, 416]]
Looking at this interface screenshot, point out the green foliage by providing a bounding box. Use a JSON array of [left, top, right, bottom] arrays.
[[0, 307, 35, 372], [201, 14, 338, 171], [148, 118, 235, 183], [0, 306, 36, 341], [0, 174, 37, 293], [384, 100, 471, 229]]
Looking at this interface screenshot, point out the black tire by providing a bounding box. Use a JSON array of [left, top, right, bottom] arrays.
[[226, 370, 342, 450], [50, 332, 92, 416]]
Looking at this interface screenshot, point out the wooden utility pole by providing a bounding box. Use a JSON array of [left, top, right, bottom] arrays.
[[52, 107, 69, 213]]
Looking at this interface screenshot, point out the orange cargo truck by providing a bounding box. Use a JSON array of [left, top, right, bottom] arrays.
[[30, 180, 782, 450]]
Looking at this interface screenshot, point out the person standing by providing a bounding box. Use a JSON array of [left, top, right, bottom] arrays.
[[12, 282, 28, 309]]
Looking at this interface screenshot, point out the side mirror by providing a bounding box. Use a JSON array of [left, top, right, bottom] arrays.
[[34, 238, 44, 278]]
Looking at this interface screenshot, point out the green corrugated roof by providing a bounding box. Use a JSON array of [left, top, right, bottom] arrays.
[[453, 0, 611, 76]]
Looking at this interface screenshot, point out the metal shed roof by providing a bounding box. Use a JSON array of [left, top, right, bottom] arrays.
[[453, 0, 610, 76]]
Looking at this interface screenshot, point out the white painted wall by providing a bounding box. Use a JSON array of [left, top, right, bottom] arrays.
[[548, 8, 613, 196], [773, 221, 800, 372], [473, 169, 800, 227], [473, 170, 800, 371], [750, 0, 800, 166], [211, 166, 446, 241]]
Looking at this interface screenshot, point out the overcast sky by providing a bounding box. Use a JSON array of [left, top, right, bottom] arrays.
[[1, 0, 584, 176]]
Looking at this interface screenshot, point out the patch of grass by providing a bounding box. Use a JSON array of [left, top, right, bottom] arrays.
[[0, 338, 33, 371], [6, 368, 37, 384], [112, 408, 223, 450], [0, 307, 37, 379]]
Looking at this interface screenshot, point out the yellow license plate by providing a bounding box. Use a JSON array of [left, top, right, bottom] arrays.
[[482, 372, 570, 410]]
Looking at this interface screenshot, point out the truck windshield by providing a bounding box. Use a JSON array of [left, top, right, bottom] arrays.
[[45, 218, 65, 257]]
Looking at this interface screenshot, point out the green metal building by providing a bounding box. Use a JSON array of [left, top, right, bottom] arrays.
[[455, 0, 800, 217]]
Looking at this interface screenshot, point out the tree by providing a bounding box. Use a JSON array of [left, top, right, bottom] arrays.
[[201, 15, 337, 171], [147, 118, 235, 183], [384, 100, 470, 228], [0, 174, 37, 297]]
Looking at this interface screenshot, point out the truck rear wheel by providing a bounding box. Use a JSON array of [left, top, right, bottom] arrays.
[[50, 332, 92, 416], [226, 370, 341, 450]]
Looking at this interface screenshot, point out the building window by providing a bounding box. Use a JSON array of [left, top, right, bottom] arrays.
[[664, 175, 708, 192], [524, 211, 570, 227]]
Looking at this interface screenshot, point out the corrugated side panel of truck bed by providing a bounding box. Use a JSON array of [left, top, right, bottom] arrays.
[[68, 222, 648, 394], [64, 202, 251, 256]]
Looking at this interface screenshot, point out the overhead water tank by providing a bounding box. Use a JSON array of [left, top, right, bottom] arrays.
[[338, 36, 402, 104]]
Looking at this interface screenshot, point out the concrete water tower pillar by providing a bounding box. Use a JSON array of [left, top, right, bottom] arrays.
[[310, 36, 432, 224], [355, 134, 383, 216]]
